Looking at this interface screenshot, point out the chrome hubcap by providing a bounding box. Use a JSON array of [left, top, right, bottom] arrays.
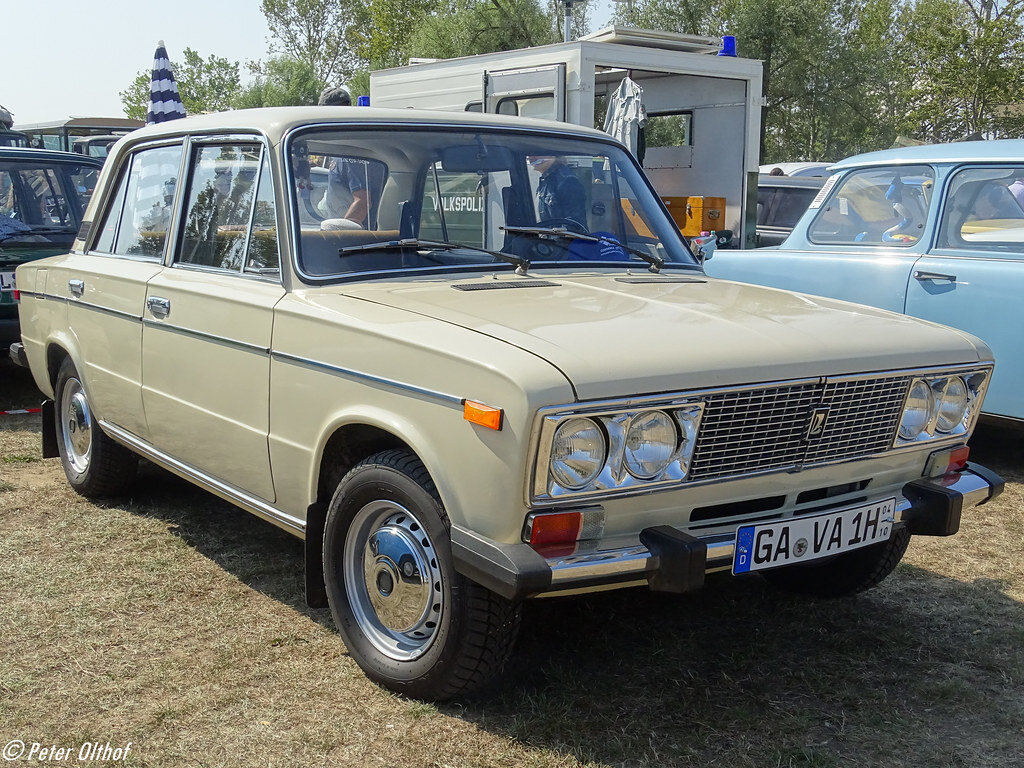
[[60, 378, 93, 474], [344, 501, 443, 661]]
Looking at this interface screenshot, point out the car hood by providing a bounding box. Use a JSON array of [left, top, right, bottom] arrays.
[[335, 271, 987, 401]]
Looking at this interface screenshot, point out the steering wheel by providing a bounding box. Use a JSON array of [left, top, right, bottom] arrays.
[[535, 217, 588, 234]]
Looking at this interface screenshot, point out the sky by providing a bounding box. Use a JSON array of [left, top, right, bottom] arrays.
[[3, 0, 617, 126]]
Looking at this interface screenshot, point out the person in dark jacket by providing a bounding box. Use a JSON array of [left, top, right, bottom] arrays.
[[528, 155, 587, 228]]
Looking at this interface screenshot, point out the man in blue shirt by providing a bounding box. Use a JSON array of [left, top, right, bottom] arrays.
[[317, 86, 383, 228]]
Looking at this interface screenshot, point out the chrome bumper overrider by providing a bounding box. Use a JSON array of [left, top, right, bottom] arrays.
[[451, 464, 1004, 601]]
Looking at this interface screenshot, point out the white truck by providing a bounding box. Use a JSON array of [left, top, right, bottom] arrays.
[[370, 26, 764, 247]]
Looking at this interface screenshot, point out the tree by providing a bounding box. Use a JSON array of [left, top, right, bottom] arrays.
[[120, 48, 241, 120], [233, 56, 324, 108], [896, 0, 1024, 141], [260, 0, 361, 85]]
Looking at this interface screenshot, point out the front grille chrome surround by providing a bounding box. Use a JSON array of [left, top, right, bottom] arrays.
[[529, 364, 992, 505]]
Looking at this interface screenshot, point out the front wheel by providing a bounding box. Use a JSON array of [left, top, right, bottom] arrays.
[[323, 450, 520, 700], [761, 526, 911, 598]]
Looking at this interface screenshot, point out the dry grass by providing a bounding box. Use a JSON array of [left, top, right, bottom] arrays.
[[1, 357, 1023, 767]]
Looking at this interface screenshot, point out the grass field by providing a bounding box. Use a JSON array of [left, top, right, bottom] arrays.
[[1, 357, 1022, 767]]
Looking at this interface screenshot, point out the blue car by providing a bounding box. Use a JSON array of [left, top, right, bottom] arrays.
[[706, 139, 1024, 427]]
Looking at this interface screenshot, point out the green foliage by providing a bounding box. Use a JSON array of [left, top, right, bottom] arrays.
[[896, 0, 1024, 142], [120, 48, 241, 121], [233, 56, 324, 108], [404, 0, 561, 61], [260, 0, 360, 84]]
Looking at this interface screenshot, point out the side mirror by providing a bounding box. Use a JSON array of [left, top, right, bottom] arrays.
[[690, 234, 716, 262]]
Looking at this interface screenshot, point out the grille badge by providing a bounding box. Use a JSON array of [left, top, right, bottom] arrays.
[[806, 407, 831, 439]]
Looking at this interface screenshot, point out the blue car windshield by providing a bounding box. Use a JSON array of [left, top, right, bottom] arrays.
[[288, 127, 697, 280]]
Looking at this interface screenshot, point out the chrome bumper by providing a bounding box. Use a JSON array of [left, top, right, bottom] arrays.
[[451, 464, 1004, 601]]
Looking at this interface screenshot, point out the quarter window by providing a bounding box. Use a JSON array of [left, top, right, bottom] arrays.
[[936, 167, 1024, 255], [808, 165, 934, 247]]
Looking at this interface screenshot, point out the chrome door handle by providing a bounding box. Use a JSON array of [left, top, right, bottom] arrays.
[[68, 279, 84, 297], [147, 296, 170, 318], [914, 270, 957, 282]]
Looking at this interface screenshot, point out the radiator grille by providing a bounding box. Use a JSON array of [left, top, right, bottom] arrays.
[[690, 376, 910, 481]]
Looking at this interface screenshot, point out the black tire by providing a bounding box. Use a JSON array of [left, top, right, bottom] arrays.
[[54, 357, 137, 498], [323, 449, 521, 700], [760, 526, 911, 598]]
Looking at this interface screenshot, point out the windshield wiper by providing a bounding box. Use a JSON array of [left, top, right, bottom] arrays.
[[0, 227, 76, 244], [500, 225, 664, 273], [338, 237, 529, 275]]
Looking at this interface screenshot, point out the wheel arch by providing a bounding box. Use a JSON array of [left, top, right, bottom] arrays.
[[304, 417, 442, 609]]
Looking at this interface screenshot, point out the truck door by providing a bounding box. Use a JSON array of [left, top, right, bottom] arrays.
[[484, 64, 567, 122]]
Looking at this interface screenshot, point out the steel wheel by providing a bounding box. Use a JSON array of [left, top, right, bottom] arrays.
[[343, 500, 444, 661], [323, 450, 521, 699], [59, 375, 94, 475], [53, 356, 137, 498]]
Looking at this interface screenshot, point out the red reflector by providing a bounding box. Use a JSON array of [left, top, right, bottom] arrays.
[[947, 445, 970, 474], [12, 289, 20, 301], [528, 512, 582, 554]]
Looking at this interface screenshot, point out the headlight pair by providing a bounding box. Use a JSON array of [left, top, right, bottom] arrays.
[[541, 403, 704, 499], [897, 371, 987, 445]]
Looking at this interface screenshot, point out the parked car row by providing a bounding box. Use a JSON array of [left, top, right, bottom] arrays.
[[9, 108, 1003, 699]]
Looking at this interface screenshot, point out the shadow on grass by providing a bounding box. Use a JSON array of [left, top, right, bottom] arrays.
[[120, 460, 1024, 766], [8, 388, 1021, 766]]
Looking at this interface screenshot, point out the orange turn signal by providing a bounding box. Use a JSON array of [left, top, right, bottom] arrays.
[[463, 400, 503, 431]]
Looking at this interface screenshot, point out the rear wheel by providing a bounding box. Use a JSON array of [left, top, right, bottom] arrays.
[[761, 526, 911, 598], [54, 357, 137, 497], [323, 450, 520, 700]]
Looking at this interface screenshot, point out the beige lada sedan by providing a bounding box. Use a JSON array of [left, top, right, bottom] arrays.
[[10, 108, 1003, 699]]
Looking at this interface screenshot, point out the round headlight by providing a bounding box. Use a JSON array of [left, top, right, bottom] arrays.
[[935, 376, 969, 433], [900, 378, 933, 440], [623, 410, 678, 479], [550, 417, 607, 490]]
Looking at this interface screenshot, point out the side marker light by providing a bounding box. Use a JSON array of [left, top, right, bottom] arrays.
[[463, 400, 503, 431]]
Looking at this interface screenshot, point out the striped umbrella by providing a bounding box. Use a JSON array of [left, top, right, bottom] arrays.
[[146, 40, 186, 125]]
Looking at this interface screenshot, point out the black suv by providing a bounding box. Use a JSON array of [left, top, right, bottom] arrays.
[[1, 148, 102, 344], [756, 174, 826, 247]]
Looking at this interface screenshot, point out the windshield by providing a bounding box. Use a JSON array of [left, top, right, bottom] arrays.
[[288, 127, 696, 280], [0, 160, 98, 243]]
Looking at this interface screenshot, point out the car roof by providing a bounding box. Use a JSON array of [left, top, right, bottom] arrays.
[[757, 174, 826, 189], [758, 162, 832, 176], [118, 106, 619, 147], [0, 146, 104, 166], [832, 138, 1024, 170]]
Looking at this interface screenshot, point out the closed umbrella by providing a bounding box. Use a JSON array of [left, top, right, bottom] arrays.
[[146, 40, 186, 125]]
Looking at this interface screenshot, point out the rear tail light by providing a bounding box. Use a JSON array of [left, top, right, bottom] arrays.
[[12, 289, 20, 301]]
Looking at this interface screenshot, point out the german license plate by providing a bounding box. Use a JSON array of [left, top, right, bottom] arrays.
[[0, 270, 15, 293], [733, 498, 896, 574]]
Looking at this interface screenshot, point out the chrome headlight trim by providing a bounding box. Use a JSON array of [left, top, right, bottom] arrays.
[[532, 399, 706, 503], [894, 368, 990, 447]]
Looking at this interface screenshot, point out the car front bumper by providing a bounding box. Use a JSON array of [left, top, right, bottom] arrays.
[[451, 464, 1004, 601]]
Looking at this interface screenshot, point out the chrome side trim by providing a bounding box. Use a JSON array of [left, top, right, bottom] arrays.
[[141, 317, 270, 354], [272, 350, 464, 407], [68, 298, 141, 322], [99, 420, 306, 537]]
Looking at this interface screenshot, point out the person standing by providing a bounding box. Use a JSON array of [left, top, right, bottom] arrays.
[[317, 86, 383, 228]]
